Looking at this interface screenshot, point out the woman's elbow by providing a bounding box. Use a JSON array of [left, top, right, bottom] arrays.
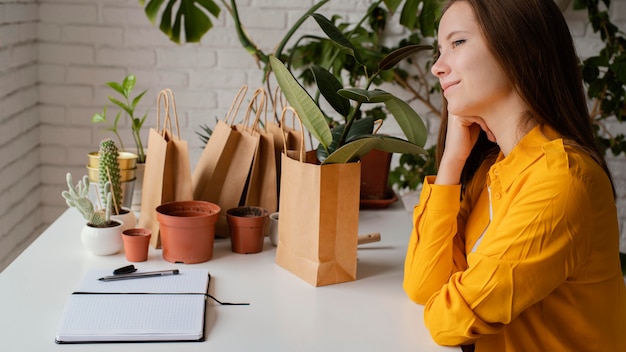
[[403, 280, 435, 305]]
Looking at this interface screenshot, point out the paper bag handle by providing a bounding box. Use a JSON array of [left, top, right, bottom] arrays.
[[272, 85, 287, 125], [242, 87, 266, 130], [250, 88, 269, 132], [280, 106, 305, 162], [156, 88, 181, 139], [225, 85, 249, 126]]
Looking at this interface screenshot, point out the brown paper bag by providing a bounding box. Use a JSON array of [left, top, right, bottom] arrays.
[[192, 86, 260, 237], [275, 107, 361, 286], [240, 88, 278, 214], [138, 88, 194, 248]]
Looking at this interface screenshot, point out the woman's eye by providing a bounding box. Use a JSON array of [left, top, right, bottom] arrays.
[[452, 39, 466, 48]]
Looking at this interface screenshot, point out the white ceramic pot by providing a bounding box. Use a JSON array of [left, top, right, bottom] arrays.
[[111, 207, 136, 232], [80, 220, 124, 255], [269, 212, 279, 247]]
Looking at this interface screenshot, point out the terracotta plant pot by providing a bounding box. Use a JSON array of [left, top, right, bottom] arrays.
[[122, 228, 152, 262], [226, 206, 269, 254], [156, 200, 221, 264], [80, 220, 124, 256]]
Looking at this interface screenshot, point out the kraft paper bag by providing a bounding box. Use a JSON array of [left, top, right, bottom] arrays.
[[138, 88, 194, 248], [192, 86, 260, 237], [240, 88, 278, 215], [275, 107, 361, 286]]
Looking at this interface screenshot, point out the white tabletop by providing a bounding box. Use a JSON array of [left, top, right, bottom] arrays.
[[0, 202, 455, 352]]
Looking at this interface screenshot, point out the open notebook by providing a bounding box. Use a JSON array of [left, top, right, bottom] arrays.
[[55, 268, 210, 343]]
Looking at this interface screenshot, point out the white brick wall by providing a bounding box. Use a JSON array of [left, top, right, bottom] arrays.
[[0, 0, 625, 271]]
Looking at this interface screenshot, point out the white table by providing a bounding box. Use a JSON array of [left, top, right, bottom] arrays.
[[0, 202, 455, 352]]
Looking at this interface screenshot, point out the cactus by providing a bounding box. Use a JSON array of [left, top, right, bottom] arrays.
[[98, 138, 122, 215], [62, 173, 114, 227]]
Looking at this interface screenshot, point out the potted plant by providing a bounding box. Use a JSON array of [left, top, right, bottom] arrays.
[[62, 174, 124, 255], [92, 74, 149, 212], [97, 138, 136, 231], [389, 145, 437, 212]]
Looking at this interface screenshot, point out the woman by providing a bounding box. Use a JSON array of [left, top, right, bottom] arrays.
[[403, 0, 626, 350]]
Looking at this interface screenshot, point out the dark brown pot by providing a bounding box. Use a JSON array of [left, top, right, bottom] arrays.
[[360, 149, 392, 200], [156, 200, 221, 264], [226, 206, 269, 254]]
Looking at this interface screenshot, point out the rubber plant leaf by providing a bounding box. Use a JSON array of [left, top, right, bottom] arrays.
[[383, 0, 403, 14], [142, 0, 221, 44], [383, 95, 428, 147], [378, 44, 433, 71], [311, 65, 351, 117], [316, 117, 375, 162], [323, 135, 426, 164], [310, 13, 364, 65], [337, 88, 393, 103], [270, 56, 333, 152]]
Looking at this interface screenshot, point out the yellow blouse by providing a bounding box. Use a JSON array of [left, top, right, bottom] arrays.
[[403, 125, 626, 351]]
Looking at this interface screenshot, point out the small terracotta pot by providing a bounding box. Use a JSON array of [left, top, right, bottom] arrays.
[[122, 228, 151, 262], [156, 200, 220, 264], [226, 206, 269, 254]]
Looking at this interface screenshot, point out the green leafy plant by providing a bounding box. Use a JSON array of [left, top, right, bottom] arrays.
[[140, 0, 221, 44], [575, 0, 626, 156], [389, 144, 437, 192], [92, 74, 149, 163]]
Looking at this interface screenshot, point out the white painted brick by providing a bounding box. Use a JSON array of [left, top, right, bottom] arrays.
[[37, 23, 61, 42], [38, 43, 94, 65], [62, 25, 124, 45], [9, 43, 37, 69], [1, 86, 37, 118], [39, 84, 93, 106], [0, 24, 21, 46], [40, 124, 92, 146], [95, 47, 156, 67], [4, 2, 38, 23], [39, 3, 97, 24]]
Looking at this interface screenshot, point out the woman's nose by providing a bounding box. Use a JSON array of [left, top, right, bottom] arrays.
[[431, 55, 447, 77]]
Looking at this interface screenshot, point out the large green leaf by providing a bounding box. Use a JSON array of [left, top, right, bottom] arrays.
[[311, 65, 351, 117], [323, 135, 426, 164], [310, 13, 364, 65], [338, 88, 392, 103], [141, 0, 221, 44], [316, 117, 375, 162], [384, 95, 428, 147], [378, 44, 433, 71], [270, 56, 333, 151]]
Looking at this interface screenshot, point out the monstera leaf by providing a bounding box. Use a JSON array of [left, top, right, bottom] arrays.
[[140, 0, 221, 44]]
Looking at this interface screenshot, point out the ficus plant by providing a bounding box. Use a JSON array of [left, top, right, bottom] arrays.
[[575, 0, 626, 157]]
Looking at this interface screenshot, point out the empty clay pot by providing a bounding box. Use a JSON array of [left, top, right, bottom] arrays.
[[122, 228, 151, 262], [226, 206, 269, 254], [156, 200, 221, 264]]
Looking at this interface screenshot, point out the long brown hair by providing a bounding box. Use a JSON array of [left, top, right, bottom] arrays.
[[435, 0, 615, 196]]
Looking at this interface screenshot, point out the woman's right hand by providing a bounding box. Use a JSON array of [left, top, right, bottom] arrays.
[[435, 114, 495, 185]]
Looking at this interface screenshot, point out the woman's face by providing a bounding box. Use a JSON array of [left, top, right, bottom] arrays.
[[431, 1, 513, 118]]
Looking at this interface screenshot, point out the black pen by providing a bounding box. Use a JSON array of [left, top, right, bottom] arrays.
[[98, 269, 180, 282]]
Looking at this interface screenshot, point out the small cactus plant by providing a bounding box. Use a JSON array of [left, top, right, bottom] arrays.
[[98, 138, 123, 215], [62, 173, 115, 227]]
